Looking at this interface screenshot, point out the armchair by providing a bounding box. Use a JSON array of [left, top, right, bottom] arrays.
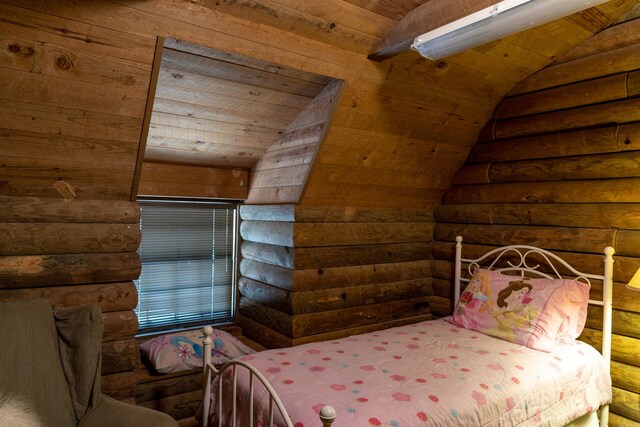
[[0, 299, 178, 427]]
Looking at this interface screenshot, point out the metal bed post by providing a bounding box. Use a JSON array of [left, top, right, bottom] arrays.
[[600, 246, 614, 427], [454, 235, 463, 307], [453, 236, 615, 427], [202, 325, 213, 427], [201, 326, 336, 427]]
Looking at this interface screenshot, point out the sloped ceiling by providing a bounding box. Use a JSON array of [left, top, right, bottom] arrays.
[[2, 1, 636, 206], [145, 38, 332, 168], [135, 0, 639, 207]]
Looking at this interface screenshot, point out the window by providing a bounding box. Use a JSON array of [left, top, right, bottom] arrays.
[[134, 200, 238, 332]]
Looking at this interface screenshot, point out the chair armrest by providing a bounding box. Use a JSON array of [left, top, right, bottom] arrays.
[[77, 395, 178, 427]]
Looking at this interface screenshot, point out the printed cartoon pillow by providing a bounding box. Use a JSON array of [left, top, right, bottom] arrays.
[[447, 268, 589, 352], [140, 328, 256, 373]]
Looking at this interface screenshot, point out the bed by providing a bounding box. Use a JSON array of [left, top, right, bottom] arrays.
[[200, 236, 614, 426]]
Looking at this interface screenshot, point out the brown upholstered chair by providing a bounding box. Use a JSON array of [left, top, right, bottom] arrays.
[[0, 299, 178, 427]]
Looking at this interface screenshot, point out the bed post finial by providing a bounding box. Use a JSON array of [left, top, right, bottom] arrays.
[[319, 405, 337, 427], [203, 326, 213, 369]]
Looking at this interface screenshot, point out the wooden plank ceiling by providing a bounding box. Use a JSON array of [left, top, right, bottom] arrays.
[[140, 0, 639, 206], [145, 38, 332, 168]]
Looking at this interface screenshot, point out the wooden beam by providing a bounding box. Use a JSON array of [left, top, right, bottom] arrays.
[[0, 196, 140, 224], [434, 223, 615, 254], [137, 162, 248, 199], [368, 0, 502, 61], [0, 253, 140, 288], [102, 310, 139, 342], [0, 223, 140, 256], [0, 282, 138, 312], [101, 339, 139, 375], [240, 258, 432, 292], [239, 204, 434, 223], [237, 313, 436, 349], [239, 295, 431, 337], [241, 220, 433, 247], [239, 276, 432, 314], [432, 240, 640, 284], [435, 202, 640, 230], [130, 36, 164, 201], [102, 371, 138, 402]]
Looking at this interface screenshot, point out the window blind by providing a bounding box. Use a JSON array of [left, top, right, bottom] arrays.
[[135, 201, 237, 331]]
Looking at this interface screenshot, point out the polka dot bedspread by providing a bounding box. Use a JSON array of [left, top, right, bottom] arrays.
[[205, 318, 611, 426]]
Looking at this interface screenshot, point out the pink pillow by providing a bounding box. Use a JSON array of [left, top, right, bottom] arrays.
[[447, 269, 589, 352], [140, 328, 256, 373]]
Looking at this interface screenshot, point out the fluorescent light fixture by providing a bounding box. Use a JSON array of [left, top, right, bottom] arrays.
[[411, 0, 609, 60]]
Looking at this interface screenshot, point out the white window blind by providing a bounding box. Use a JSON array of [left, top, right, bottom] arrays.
[[135, 200, 237, 332]]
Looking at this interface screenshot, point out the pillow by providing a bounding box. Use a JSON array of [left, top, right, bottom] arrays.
[[447, 268, 589, 352], [140, 328, 256, 374]]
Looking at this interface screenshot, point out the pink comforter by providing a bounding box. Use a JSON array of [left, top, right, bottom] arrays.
[[206, 319, 611, 426]]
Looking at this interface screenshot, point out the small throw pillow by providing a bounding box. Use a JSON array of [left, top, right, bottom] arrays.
[[447, 268, 589, 352], [140, 328, 256, 374], [0, 395, 43, 427]]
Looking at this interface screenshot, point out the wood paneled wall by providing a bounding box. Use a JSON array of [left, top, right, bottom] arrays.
[[0, 0, 478, 409], [1, 0, 637, 414], [237, 205, 435, 348], [435, 18, 640, 426], [247, 78, 345, 204], [138, 162, 248, 200]]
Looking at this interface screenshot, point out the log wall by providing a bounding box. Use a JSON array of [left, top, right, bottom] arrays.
[[237, 205, 435, 348], [1, 0, 637, 418], [0, 0, 450, 407], [0, 196, 141, 402], [435, 18, 640, 426]]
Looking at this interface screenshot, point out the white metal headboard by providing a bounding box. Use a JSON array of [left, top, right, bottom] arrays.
[[453, 236, 614, 427]]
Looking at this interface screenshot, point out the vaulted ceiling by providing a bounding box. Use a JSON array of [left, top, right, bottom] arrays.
[[142, 0, 639, 207]]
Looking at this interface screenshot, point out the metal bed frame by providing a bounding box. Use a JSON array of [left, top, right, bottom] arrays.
[[201, 235, 614, 427], [453, 236, 614, 427], [201, 331, 336, 427]]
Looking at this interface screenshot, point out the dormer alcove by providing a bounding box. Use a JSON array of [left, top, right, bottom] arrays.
[[133, 38, 344, 203]]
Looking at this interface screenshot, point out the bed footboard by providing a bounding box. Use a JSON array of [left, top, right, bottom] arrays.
[[202, 326, 337, 427]]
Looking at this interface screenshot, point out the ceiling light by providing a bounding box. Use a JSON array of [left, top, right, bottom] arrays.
[[411, 0, 609, 60]]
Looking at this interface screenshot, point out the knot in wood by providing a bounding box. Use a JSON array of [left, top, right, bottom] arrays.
[[56, 55, 74, 71], [523, 194, 548, 203], [8, 44, 33, 57]]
